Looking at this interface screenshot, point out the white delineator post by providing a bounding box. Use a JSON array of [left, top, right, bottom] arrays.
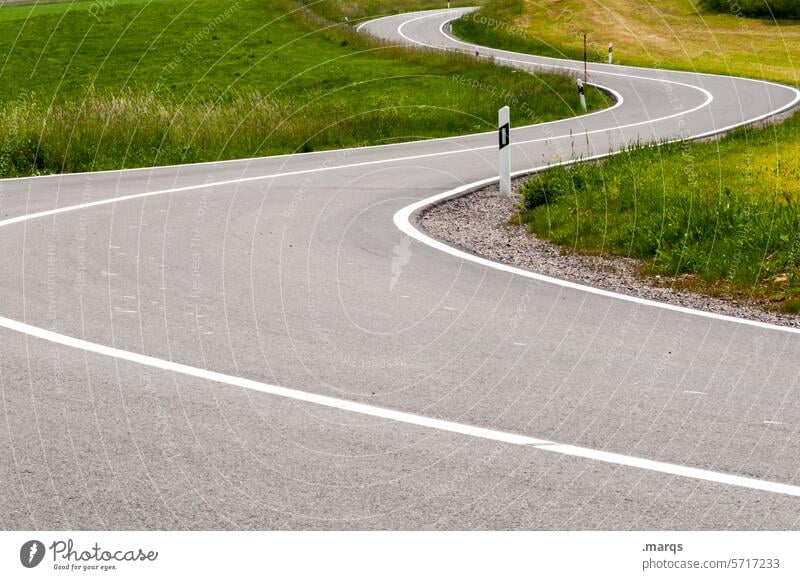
[[608, 42, 613, 64], [499, 106, 511, 196], [577, 78, 587, 112]]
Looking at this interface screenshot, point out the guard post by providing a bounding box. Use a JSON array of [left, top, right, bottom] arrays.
[[577, 78, 587, 112], [499, 106, 511, 196]]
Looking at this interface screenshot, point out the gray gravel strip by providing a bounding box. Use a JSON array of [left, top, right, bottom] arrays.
[[418, 178, 800, 329]]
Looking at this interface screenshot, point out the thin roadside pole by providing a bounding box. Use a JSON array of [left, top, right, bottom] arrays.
[[583, 33, 588, 84], [498, 106, 511, 196]]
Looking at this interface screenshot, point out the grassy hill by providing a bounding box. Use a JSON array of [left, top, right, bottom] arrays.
[[0, 0, 608, 176]]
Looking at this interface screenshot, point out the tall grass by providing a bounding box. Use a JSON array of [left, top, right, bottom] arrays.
[[0, 69, 606, 177], [698, 0, 800, 19], [518, 115, 800, 312], [0, 0, 607, 177]]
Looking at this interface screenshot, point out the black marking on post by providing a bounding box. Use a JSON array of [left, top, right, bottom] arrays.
[[499, 123, 510, 150]]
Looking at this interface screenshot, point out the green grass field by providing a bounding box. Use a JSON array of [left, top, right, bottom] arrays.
[[0, 0, 608, 177], [520, 116, 800, 313], [455, 0, 800, 313]]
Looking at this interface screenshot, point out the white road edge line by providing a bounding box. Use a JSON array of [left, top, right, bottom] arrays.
[[0, 9, 798, 499], [397, 10, 719, 118], [394, 9, 799, 132], [394, 165, 800, 337], [2, 313, 800, 497]]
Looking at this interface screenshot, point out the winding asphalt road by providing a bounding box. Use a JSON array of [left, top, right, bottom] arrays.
[[2, 8, 800, 530]]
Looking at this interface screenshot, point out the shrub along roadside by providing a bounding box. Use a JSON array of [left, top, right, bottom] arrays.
[[518, 114, 800, 313]]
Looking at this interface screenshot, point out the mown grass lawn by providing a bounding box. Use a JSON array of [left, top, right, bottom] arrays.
[[455, 0, 800, 313], [0, 0, 608, 177]]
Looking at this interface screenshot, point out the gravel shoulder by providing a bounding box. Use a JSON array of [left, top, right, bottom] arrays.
[[417, 179, 800, 329]]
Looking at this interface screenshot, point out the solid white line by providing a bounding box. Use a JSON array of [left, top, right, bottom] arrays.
[[539, 444, 800, 497], [0, 315, 549, 447], [2, 313, 799, 496], [393, 171, 800, 336]]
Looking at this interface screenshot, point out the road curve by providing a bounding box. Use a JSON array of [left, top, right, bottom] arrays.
[[1, 8, 799, 530]]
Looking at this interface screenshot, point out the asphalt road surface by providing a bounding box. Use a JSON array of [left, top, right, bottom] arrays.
[[1, 8, 800, 530]]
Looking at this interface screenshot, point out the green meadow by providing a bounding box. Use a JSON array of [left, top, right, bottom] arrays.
[[0, 0, 607, 176]]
